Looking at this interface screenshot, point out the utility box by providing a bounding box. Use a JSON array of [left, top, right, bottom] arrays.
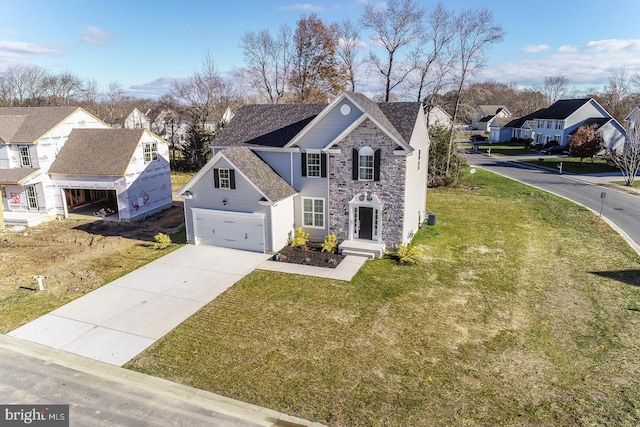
[[427, 212, 436, 226]]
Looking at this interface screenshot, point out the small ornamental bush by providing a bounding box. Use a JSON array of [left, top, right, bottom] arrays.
[[394, 243, 422, 265], [289, 227, 309, 248], [321, 234, 338, 253], [153, 232, 172, 249]]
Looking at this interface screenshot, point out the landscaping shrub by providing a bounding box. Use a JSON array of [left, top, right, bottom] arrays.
[[392, 243, 422, 265], [321, 234, 338, 253], [289, 227, 309, 248], [153, 232, 172, 249]]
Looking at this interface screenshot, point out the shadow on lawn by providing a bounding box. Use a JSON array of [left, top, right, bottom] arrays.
[[591, 270, 640, 287]]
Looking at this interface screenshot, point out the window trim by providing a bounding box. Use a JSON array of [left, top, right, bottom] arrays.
[[26, 186, 38, 209], [143, 142, 158, 163], [302, 197, 324, 229], [19, 146, 31, 167], [218, 168, 231, 189], [306, 153, 321, 177], [358, 146, 375, 181]]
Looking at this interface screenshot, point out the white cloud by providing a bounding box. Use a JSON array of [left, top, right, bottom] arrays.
[[277, 3, 325, 12], [81, 26, 115, 45], [480, 38, 640, 90], [520, 44, 551, 54], [0, 41, 63, 67]]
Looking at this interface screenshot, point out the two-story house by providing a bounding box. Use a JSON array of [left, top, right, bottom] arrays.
[[0, 107, 172, 226], [533, 98, 626, 150], [178, 92, 429, 256], [472, 105, 511, 131]]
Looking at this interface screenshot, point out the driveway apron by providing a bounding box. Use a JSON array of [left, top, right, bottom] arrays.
[[9, 245, 270, 366]]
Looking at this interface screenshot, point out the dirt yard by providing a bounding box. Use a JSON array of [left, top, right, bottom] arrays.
[[1, 194, 186, 333]]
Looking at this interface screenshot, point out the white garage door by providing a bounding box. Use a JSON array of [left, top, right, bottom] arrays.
[[193, 208, 265, 253]]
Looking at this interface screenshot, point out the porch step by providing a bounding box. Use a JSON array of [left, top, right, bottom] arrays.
[[338, 240, 386, 258], [340, 249, 376, 259]]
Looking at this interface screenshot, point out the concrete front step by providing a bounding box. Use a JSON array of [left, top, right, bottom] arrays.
[[340, 249, 376, 259], [338, 240, 386, 258]]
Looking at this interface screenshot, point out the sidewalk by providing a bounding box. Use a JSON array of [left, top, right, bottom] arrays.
[[258, 255, 368, 281]]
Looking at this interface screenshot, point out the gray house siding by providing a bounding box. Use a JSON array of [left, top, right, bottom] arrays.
[[183, 157, 272, 250], [253, 150, 293, 185], [292, 151, 329, 241], [295, 99, 361, 149], [328, 120, 407, 248]]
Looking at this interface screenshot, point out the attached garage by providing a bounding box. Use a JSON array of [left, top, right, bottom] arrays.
[[192, 208, 265, 253]]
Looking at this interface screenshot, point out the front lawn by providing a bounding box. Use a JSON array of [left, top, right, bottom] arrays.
[[127, 169, 640, 426], [522, 157, 620, 174], [477, 142, 537, 156]]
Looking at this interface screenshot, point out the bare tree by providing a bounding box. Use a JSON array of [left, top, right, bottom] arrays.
[[413, 3, 455, 103], [104, 81, 125, 126], [44, 71, 83, 106], [0, 64, 49, 106], [607, 121, 640, 186], [172, 52, 228, 126], [360, 0, 425, 102], [446, 8, 505, 175], [240, 24, 293, 103], [603, 67, 634, 122], [540, 75, 569, 105], [336, 18, 364, 92]]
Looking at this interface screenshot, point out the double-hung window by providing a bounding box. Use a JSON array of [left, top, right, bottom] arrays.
[[307, 153, 321, 177], [359, 147, 374, 181], [303, 198, 324, 228], [26, 186, 38, 209], [143, 142, 158, 163], [218, 168, 231, 189], [19, 146, 31, 167]]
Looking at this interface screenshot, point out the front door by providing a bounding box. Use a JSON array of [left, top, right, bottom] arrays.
[[358, 206, 373, 240]]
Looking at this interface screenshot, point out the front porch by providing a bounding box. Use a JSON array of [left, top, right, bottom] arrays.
[[3, 211, 51, 227], [338, 239, 386, 259]]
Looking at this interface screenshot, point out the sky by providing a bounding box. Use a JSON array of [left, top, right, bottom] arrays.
[[2, 0, 640, 100]]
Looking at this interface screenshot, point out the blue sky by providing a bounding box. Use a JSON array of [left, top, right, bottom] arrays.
[[2, 0, 640, 99]]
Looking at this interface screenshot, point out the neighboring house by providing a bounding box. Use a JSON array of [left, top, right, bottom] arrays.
[[488, 117, 514, 142], [0, 107, 109, 226], [111, 107, 151, 130], [493, 109, 544, 142], [532, 98, 626, 151], [178, 91, 429, 256], [48, 129, 173, 222], [425, 105, 451, 128], [624, 105, 640, 125], [472, 105, 511, 130]]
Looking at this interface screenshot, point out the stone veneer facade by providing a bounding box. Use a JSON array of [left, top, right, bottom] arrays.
[[328, 119, 407, 249]]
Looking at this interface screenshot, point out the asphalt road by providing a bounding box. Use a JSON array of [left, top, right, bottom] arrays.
[[0, 336, 319, 427], [466, 153, 640, 253]]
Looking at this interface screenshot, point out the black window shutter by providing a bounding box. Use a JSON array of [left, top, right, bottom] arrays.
[[301, 154, 307, 177], [229, 169, 236, 189], [352, 148, 358, 180], [213, 168, 220, 188], [374, 149, 381, 181], [321, 153, 327, 178]]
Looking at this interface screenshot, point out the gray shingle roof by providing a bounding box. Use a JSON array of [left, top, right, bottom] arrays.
[[568, 118, 610, 134], [214, 93, 421, 149], [534, 99, 593, 120], [0, 107, 80, 143], [49, 129, 145, 176], [221, 147, 297, 202], [215, 104, 325, 147], [0, 168, 41, 185]]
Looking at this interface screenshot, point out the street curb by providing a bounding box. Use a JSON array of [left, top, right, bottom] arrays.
[[470, 163, 640, 258], [0, 334, 326, 427]]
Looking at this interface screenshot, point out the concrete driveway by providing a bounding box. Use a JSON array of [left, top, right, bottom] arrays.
[[9, 245, 270, 366]]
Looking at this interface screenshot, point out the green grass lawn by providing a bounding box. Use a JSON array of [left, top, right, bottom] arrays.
[[127, 169, 640, 426], [522, 157, 620, 174], [477, 142, 537, 156]]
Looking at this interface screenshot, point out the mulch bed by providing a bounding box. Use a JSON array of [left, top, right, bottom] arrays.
[[274, 242, 345, 268]]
